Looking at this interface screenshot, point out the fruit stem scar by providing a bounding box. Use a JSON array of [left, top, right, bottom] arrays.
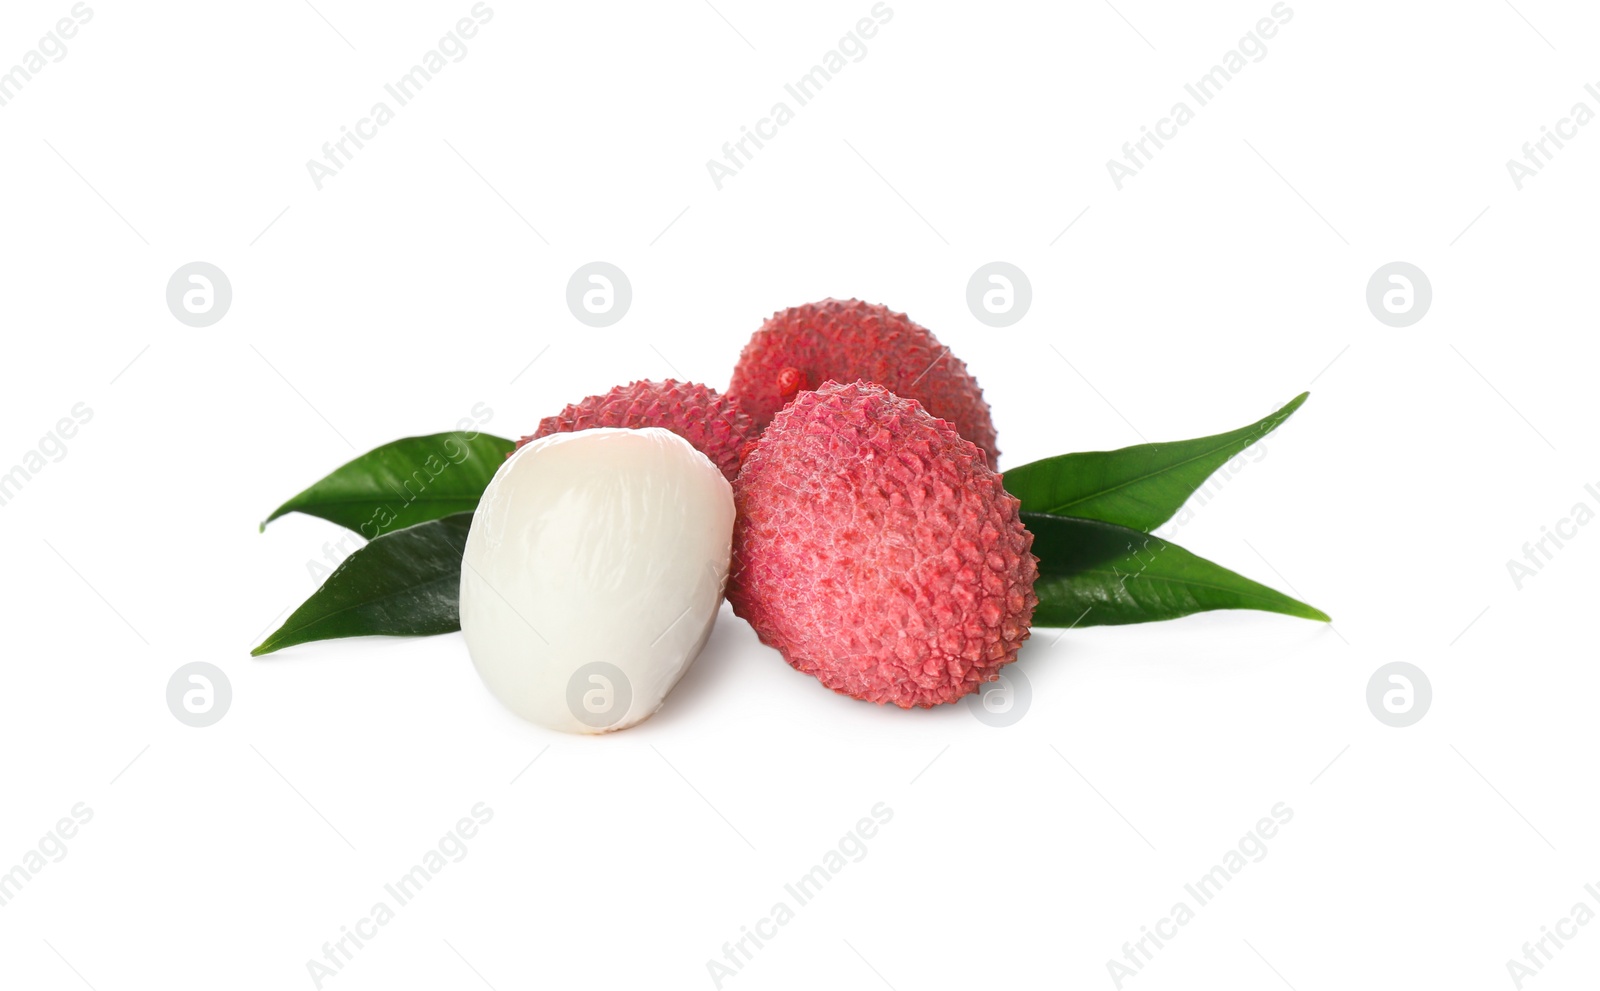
[[776, 367, 806, 397]]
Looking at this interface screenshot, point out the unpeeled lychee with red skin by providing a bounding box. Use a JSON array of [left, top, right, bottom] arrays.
[[516, 379, 757, 482], [728, 380, 1037, 707], [726, 299, 1001, 465]]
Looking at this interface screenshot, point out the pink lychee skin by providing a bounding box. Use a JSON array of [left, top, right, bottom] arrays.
[[726, 299, 1002, 465], [728, 381, 1038, 708], [516, 379, 757, 482]]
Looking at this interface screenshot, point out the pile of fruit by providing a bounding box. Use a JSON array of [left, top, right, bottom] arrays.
[[256, 299, 1327, 733]]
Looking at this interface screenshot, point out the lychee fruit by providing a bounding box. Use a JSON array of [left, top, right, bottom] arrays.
[[463, 428, 734, 733], [726, 299, 1001, 464], [517, 379, 757, 482], [728, 380, 1037, 708]]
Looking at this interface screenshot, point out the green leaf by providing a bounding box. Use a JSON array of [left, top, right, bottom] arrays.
[[1004, 393, 1308, 531], [252, 513, 473, 656], [260, 432, 514, 537], [1025, 512, 1329, 628]]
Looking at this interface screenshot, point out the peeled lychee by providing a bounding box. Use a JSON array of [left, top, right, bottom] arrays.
[[517, 379, 757, 482], [728, 381, 1037, 708], [726, 299, 1001, 464], [462, 428, 734, 733]]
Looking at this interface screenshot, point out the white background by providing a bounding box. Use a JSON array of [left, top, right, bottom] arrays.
[[1, 1, 1596, 988]]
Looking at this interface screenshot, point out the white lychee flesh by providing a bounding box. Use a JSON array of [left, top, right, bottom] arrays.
[[460, 427, 734, 733]]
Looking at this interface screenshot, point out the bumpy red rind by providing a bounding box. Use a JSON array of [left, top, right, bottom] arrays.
[[517, 379, 757, 482], [729, 380, 1037, 707], [726, 299, 1001, 464]]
